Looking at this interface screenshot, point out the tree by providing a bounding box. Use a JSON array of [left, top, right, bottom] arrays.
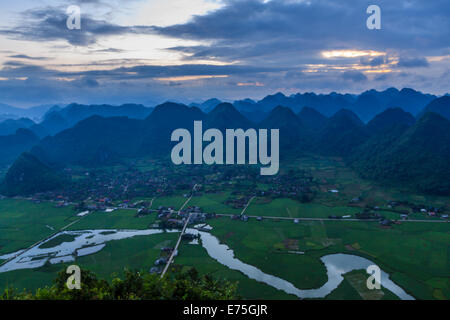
[[0, 267, 238, 300]]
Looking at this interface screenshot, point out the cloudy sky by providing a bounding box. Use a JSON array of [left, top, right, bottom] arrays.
[[0, 0, 449, 107]]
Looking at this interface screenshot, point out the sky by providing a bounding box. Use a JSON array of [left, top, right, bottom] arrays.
[[0, 0, 449, 107]]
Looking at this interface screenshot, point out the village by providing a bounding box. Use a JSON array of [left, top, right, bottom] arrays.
[[20, 160, 448, 230]]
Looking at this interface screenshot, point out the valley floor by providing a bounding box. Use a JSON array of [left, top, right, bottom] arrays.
[[0, 156, 448, 300]]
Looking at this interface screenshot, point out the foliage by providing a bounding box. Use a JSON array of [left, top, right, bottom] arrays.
[[0, 152, 65, 196], [350, 113, 450, 195], [0, 267, 238, 300]]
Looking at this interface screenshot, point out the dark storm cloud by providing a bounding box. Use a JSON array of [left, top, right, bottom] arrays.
[[0, 6, 154, 46], [397, 57, 430, 68], [0, 61, 287, 81], [0, 63, 55, 77], [342, 71, 368, 82], [1, 0, 449, 105], [154, 0, 450, 61], [59, 63, 288, 80], [360, 56, 388, 67], [8, 54, 49, 60]]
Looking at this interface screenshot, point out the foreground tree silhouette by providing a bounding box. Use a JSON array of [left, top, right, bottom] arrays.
[[1, 268, 238, 300]]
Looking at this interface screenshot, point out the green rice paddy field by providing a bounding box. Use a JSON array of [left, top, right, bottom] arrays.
[[0, 188, 448, 300]]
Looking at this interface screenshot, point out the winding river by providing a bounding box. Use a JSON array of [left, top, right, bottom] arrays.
[[0, 227, 414, 300], [0, 229, 176, 273], [187, 228, 415, 300]]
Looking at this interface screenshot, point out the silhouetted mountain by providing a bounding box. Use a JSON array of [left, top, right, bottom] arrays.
[[201, 99, 222, 113], [352, 112, 450, 195], [3, 98, 449, 196], [352, 90, 383, 122], [146, 102, 204, 128], [0, 103, 55, 121], [26, 103, 205, 167], [34, 103, 153, 137], [226, 88, 434, 122], [366, 108, 416, 135], [28, 124, 50, 139], [351, 88, 435, 121], [234, 99, 267, 122], [32, 116, 144, 167], [0, 103, 21, 116], [1, 152, 65, 196], [0, 118, 35, 136], [419, 96, 450, 120], [315, 109, 368, 156], [23, 104, 57, 121], [60, 103, 152, 125], [259, 106, 308, 149], [205, 103, 252, 130], [291, 92, 355, 116], [297, 107, 328, 133], [240, 110, 269, 123], [142, 103, 205, 155], [257, 92, 293, 112], [234, 99, 257, 111], [38, 111, 70, 136], [0, 129, 40, 165], [252, 92, 355, 115], [0, 114, 17, 122]]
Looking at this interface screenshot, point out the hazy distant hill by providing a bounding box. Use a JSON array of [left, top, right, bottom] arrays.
[[0, 103, 55, 121], [234, 99, 267, 122], [419, 96, 450, 120], [0, 118, 35, 136], [352, 88, 435, 121], [257, 92, 295, 112], [202, 99, 223, 113], [3, 97, 450, 196], [0, 114, 18, 122], [37, 111, 70, 136], [0, 103, 23, 116], [0, 129, 40, 165], [34, 103, 153, 137], [147, 102, 204, 128], [230, 88, 436, 122]]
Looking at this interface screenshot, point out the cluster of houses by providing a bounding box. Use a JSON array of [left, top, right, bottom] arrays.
[[149, 247, 174, 274], [388, 201, 447, 218], [28, 165, 204, 207], [157, 205, 216, 229], [226, 195, 255, 210]]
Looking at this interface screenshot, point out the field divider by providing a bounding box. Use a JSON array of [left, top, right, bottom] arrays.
[[0, 216, 85, 268], [160, 184, 197, 278], [215, 214, 448, 223], [240, 196, 256, 217]]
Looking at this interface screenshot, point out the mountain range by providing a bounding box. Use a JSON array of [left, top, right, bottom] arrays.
[[1, 89, 450, 196], [0, 87, 446, 139], [0, 103, 56, 121]]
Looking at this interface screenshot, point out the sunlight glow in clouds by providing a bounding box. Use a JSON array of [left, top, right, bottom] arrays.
[[134, 0, 224, 27], [322, 50, 385, 59], [0, 0, 449, 106], [155, 75, 229, 81]]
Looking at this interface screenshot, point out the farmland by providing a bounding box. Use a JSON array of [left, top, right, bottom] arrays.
[[0, 199, 77, 255], [0, 156, 448, 300]]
